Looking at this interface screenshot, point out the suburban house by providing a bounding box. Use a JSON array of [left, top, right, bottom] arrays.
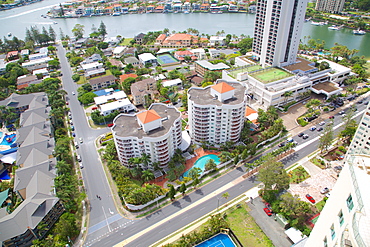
[[138, 53, 158, 67], [119, 73, 138, 83], [134, 33, 145, 44], [32, 68, 49, 77], [209, 49, 221, 58], [162, 78, 183, 88], [109, 58, 124, 68], [160, 33, 200, 48], [94, 90, 136, 116], [174, 50, 196, 61], [124, 57, 140, 66], [89, 75, 117, 90], [29, 52, 48, 61], [113, 46, 126, 58], [82, 62, 105, 79], [195, 60, 230, 77], [16, 75, 42, 90], [130, 78, 158, 106], [209, 36, 227, 46], [81, 54, 102, 65], [21, 57, 52, 72], [123, 47, 137, 56], [20, 49, 29, 57], [155, 34, 167, 45], [191, 48, 207, 60], [6, 51, 18, 61]]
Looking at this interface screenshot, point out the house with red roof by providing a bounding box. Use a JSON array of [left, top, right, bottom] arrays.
[[174, 50, 197, 61]]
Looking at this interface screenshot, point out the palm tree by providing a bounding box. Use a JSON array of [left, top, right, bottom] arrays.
[[141, 153, 151, 167], [282, 91, 293, 105], [142, 170, 154, 182]]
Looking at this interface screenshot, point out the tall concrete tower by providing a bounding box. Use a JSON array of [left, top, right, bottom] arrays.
[[252, 0, 309, 68]]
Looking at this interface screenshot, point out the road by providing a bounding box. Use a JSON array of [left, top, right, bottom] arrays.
[[57, 44, 367, 247]]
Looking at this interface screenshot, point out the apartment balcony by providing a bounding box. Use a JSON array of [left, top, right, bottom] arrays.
[[158, 154, 170, 162], [157, 149, 169, 155]]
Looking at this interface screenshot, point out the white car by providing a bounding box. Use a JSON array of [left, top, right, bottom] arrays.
[[72, 91, 75, 95], [79, 137, 83, 143], [320, 187, 329, 194], [319, 121, 325, 126]]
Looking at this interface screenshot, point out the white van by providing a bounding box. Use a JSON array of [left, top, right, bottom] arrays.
[[77, 155, 81, 162]]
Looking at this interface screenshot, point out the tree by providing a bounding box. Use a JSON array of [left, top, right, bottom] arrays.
[[258, 158, 290, 191], [48, 26, 56, 43], [53, 213, 79, 243], [142, 170, 154, 182], [78, 92, 97, 105], [122, 77, 135, 93], [179, 183, 187, 195], [305, 99, 321, 112], [222, 192, 229, 200], [339, 106, 358, 142], [237, 36, 253, 54], [282, 91, 293, 105], [97, 42, 109, 50], [202, 71, 221, 83], [168, 184, 176, 200], [205, 159, 217, 171], [48, 59, 60, 69], [141, 153, 151, 167], [98, 21, 107, 38], [319, 121, 334, 153], [72, 24, 85, 39]]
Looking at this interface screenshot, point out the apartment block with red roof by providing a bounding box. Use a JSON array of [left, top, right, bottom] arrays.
[[112, 103, 182, 167], [188, 80, 247, 144], [174, 50, 197, 61]]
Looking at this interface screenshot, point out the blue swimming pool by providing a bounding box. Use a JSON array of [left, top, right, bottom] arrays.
[[1, 134, 16, 146], [196, 233, 237, 247], [182, 154, 220, 178]]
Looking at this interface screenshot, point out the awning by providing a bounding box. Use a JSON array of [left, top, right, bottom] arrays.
[[0, 170, 11, 180], [285, 227, 304, 244], [0, 188, 9, 206], [0, 152, 17, 164], [180, 130, 191, 151]]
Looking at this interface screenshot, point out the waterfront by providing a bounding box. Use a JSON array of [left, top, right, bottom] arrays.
[[0, 0, 369, 58]]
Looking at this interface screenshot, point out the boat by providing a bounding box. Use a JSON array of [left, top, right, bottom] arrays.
[[7, 32, 11, 37], [328, 25, 341, 30], [112, 12, 121, 16], [311, 21, 327, 26], [183, 10, 189, 14], [53, 21, 58, 24], [353, 29, 366, 35]]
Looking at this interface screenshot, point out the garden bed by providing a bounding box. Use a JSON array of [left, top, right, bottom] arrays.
[[288, 166, 310, 183]]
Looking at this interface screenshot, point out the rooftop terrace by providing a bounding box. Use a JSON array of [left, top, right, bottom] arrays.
[[249, 67, 293, 84], [228, 65, 262, 79]]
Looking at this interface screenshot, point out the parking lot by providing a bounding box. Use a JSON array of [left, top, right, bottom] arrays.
[[247, 197, 293, 247]]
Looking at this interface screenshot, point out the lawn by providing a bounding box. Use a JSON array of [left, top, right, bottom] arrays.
[[228, 65, 262, 78], [226, 204, 273, 247], [250, 67, 293, 84], [119, 38, 133, 46], [289, 166, 310, 183]]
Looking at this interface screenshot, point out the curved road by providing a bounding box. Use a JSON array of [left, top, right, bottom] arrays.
[[57, 44, 367, 247]]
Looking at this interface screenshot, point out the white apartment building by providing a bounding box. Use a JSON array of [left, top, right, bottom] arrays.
[[252, 0, 309, 67], [303, 154, 370, 247], [112, 103, 182, 168], [348, 102, 370, 155], [188, 80, 247, 144], [315, 0, 345, 13]]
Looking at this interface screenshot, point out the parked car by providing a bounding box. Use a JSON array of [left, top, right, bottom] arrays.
[[357, 100, 363, 104], [92, 107, 98, 110], [107, 123, 114, 127], [263, 207, 273, 216], [74, 141, 79, 149], [71, 126, 75, 131], [338, 110, 345, 115], [265, 202, 272, 212], [79, 163, 84, 169], [287, 137, 294, 143], [320, 187, 330, 194], [72, 132, 76, 137], [278, 142, 285, 147], [298, 132, 304, 137], [317, 127, 323, 132], [319, 121, 325, 126], [303, 134, 309, 139], [306, 194, 316, 204], [310, 126, 316, 131], [79, 137, 83, 143], [77, 155, 82, 162], [329, 116, 335, 119], [72, 91, 75, 95]]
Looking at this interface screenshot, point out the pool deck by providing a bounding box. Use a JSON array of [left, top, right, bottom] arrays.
[[0, 129, 16, 151], [150, 148, 220, 187]]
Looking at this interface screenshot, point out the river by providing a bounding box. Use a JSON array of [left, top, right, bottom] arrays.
[[1, 0, 369, 58]]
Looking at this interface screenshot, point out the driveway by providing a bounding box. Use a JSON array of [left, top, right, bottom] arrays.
[[247, 198, 293, 247]]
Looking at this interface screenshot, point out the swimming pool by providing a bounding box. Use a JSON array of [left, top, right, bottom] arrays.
[[196, 233, 237, 247], [182, 154, 220, 178], [1, 134, 16, 146]]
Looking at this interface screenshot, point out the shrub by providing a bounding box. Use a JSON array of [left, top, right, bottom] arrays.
[[297, 117, 308, 127], [72, 74, 80, 82], [338, 146, 346, 152]]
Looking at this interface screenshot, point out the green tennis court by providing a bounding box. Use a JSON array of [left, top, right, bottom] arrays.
[[251, 68, 293, 84]]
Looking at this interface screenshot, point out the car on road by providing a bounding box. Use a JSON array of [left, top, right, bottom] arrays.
[[79, 163, 84, 169], [303, 134, 309, 139], [319, 121, 325, 126], [265, 202, 272, 211], [77, 155, 82, 162], [79, 137, 83, 143], [334, 166, 343, 172], [317, 127, 323, 132], [310, 126, 316, 131], [338, 110, 345, 115], [278, 142, 285, 147], [92, 107, 98, 110], [329, 116, 335, 119], [320, 187, 329, 194], [287, 137, 294, 143], [298, 132, 304, 137], [107, 123, 114, 127], [357, 100, 363, 104], [70, 121, 73, 125], [71, 126, 75, 131], [74, 141, 79, 149], [263, 207, 273, 216], [306, 194, 316, 204], [72, 91, 75, 95], [72, 132, 76, 137]]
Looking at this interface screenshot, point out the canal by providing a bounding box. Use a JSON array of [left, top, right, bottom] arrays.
[[0, 0, 369, 58]]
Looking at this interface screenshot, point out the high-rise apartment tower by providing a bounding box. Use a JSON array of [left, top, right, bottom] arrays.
[[252, 0, 309, 68], [315, 0, 345, 14]]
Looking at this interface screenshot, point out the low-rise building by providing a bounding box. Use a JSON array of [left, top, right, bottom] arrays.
[[81, 62, 103, 72], [134, 33, 145, 44], [99, 98, 136, 116], [89, 75, 117, 90], [174, 50, 196, 61], [195, 60, 230, 77], [119, 73, 138, 83], [124, 57, 140, 66], [16, 75, 42, 90], [29, 52, 47, 61], [130, 78, 157, 106], [85, 68, 106, 79], [21, 57, 52, 72], [6, 51, 18, 61], [109, 59, 124, 68], [138, 53, 157, 67], [113, 46, 126, 58], [112, 103, 182, 167], [162, 78, 182, 88], [81, 54, 102, 65], [209, 36, 226, 46], [94, 90, 127, 106], [188, 80, 247, 144]]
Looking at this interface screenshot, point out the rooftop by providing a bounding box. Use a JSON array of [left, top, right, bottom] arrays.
[[188, 81, 246, 106], [249, 67, 293, 84], [89, 75, 116, 85], [112, 104, 180, 138], [312, 81, 341, 93], [283, 57, 316, 73], [228, 65, 262, 78], [211, 81, 235, 93], [137, 109, 161, 124], [196, 60, 230, 70]]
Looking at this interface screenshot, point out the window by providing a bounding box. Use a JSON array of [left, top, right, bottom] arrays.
[[330, 224, 336, 240], [347, 194, 354, 211], [338, 210, 344, 226]]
